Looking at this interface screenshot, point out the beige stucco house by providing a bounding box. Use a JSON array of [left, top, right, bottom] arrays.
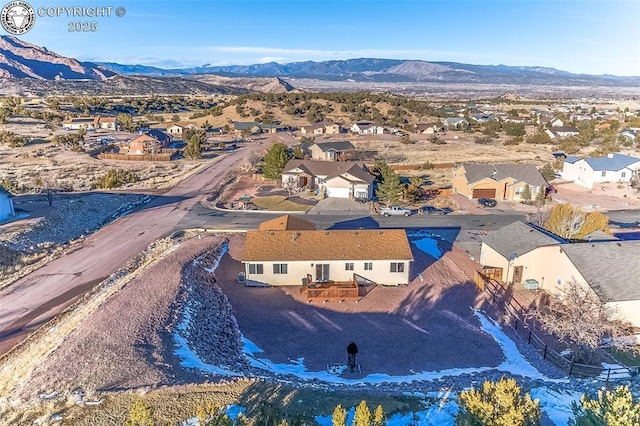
[[307, 141, 356, 161], [62, 115, 118, 131], [480, 222, 640, 328], [243, 215, 413, 287], [452, 163, 548, 200]]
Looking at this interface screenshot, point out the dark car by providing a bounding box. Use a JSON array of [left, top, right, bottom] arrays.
[[418, 205, 451, 215], [478, 198, 497, 208]]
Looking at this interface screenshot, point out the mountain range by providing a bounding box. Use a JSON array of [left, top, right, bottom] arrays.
[[1, 35, 638, 89]]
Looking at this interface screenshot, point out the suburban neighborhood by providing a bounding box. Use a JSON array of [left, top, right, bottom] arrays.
[[1, 7, 640, 424]]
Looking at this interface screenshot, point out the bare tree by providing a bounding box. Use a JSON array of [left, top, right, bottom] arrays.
[[527, 279, 631, 363], [544, 204, 585, 239], [32, 174, 58, 206], [283, 176, 297, 196]]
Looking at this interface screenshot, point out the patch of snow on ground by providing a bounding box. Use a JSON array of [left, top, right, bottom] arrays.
[[225, 404, 246, 420], [412, 237, 443, 259], [600, 362, 631, 379], [530, 387, 581, 426], [315, 400, 458, 426], [473, 309, 563, 382], [204, 242, 229, 273]]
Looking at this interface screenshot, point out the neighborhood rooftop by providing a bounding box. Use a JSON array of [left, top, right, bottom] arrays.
[[283, 160, 374, 182], [562, 241, 640, 302], [243, 229, 413, 262], [482, 221, 565, 258], [314, 141, 356, 152], [463, 163, 548, 187], [258, 215, 316, 231], [583, 153, 640, 171]]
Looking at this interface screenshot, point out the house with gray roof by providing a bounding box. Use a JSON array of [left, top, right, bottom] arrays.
[[281, 160, 374, 200], [480, 222, 640, 328], [545, 126, 580, 139], [452, 163, 548, 201], [0, 187, 15, 222], [561, 153, 640, 189], [443, 117, 470, 130]]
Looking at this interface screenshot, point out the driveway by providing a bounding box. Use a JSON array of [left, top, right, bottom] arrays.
[[306, 198, 371, 216]]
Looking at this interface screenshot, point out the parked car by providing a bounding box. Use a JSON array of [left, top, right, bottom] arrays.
[[418, 205, 451, 215], [354, 197, 368, 204], [546, 185, 558, 194], [477, 198, 497, 208], [380, 205, 412, 217]]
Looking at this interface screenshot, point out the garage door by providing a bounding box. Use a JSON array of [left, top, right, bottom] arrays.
[[325, 186, 351, 198], [472, 188, 496, 198]]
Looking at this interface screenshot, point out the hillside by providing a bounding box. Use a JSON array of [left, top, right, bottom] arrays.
[[0, 36, 115, 80]]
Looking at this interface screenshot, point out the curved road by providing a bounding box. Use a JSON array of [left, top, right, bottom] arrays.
[[0, 145, 527, 355]]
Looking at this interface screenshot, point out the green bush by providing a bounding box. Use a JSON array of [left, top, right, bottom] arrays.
[[94, 168, 139, 189]]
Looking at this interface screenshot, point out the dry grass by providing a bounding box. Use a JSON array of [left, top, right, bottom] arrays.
[[251, 195, 312, 212]]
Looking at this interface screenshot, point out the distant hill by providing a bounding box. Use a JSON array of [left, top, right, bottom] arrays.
[[100, 57, 640, 87], [0, 35, 116, 80]]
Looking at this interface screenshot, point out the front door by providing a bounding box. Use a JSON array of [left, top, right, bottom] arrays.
[[512, 266, 523, 285], [315, 264, 330, 282]]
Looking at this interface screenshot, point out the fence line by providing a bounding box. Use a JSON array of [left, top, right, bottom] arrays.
[[475, 271, 637, 381]]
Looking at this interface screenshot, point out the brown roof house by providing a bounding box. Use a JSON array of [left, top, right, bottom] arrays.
[[281, 160, 375, 200], [62, 115, 117, 131], [452, 163, 548, 201], [243, 215, 413, 287], [480, 221, 640, 328], [121, 134, 163, 155]]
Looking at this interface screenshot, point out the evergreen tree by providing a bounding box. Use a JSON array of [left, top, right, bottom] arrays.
[[540, 163, 556, 181], [292, 145, 304, 159], [184, 134, 202, 159], [521, 184, 532, 202], [125, 400, 155, 426], [375, 165, 404, 206], [353, 400, 372, 426], [263, 143, 292, 179], [456, 378, 541, 426], [116, 112, 136, 132], [571, 385, 640, 426], [332, 404, 347, 426], [373, 405, 387, 426]]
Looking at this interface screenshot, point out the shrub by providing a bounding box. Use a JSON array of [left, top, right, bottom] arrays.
[[571, 385, 640, 425], [456, 377, 541, 426], [474, 136, 493, 145], [94, 168, 139, 189]]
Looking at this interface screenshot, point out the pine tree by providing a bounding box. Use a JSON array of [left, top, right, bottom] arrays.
[[332, 404, 347, 426], [263, 143, 292, 179], [373, 405, 387, 426], [375, 163, 404, 206], [521, 184, 532, 202], [456, 377, 541, 426], [184, 134, 202, 159], [540, 163, 556, 181], [353, 400, 372, 426], [125, 400, 155, 426], [571, 385, 640, 426]]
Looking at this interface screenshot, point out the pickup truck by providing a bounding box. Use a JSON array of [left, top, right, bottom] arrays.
[[380, 205, 412, 217]]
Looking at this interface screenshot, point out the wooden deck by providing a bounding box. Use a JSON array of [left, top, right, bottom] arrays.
[[300, 274, 359, 301]]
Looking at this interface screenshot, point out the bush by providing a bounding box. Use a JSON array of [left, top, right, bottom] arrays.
[[571, 385, 640, 425], [0, 131, 27, 147], [474, 136, 493, 145], [457, 377, 541, 426], [504, 138, 521, 146], [422, 161, 434, 170], [94, 168, 139, 189]]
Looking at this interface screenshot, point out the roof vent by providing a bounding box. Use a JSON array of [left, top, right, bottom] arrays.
[[617, 242, 622, 246], [607, 153, 614, 158]]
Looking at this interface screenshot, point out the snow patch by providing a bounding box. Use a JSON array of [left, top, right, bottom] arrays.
[[412, 237, 443, 259], [530, 387, 581, 426]]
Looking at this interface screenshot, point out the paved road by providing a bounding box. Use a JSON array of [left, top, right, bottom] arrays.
[[0, 142, 526, 356], [0, 145, 264, 355]]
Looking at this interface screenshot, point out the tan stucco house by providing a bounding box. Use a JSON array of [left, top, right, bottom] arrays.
[[480, 222, 640, 328], [452, 163, 548, 200], [307, 141, 357, 161], [281, 160, 374, 200], [243, 215, 413, 287]]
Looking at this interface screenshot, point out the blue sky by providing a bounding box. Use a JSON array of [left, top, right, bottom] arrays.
[[7, 0, 640, 76]]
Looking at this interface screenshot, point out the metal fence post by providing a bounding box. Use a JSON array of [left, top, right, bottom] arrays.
[[543, 345, 547, 359], [568, 355, 575, 377], [606, 368, 611, 383], [528, 329, 532, 344], [514, 318, 518, 330]]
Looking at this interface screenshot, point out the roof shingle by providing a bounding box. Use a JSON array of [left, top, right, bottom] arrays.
[[482, 222, 564, 258]]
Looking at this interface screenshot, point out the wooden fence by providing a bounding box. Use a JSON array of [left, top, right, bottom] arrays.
[[475, 271, 638, 381], [98, 150, 178, 161], [389, 162, 455, 171]]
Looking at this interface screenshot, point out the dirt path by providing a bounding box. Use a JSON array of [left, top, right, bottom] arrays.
[[0, 145, 264, 356]]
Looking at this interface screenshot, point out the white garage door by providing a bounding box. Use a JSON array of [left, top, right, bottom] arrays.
[[325, 186, 351, 198]]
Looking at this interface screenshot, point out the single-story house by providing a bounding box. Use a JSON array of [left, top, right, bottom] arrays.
[[243, 215, 413, 287], [350, 122, 384, 135], [281, 160, 375, 200], [452, 163, 548, 201], [62, 115, 118, 131], [0, 188, 15, 222], [167, 122, 198, 135], [233, 121, 262, 134], [307, 141, 357, 161], [415, 123, 439, 134], [470, 114, 498, 124], [619, 130, 637, 142], [549, 117, 564, 127], [480, 221, 640, 328], [324, 123, 344, 134], [300, 123, 326, 135], [545, 126, 580, 139], [561, 153, 640, 189], [443, 117, 470, 130]]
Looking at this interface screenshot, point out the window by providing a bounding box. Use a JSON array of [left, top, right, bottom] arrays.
[[515, 187, 523, 195], [364, 262, 373, 271], [601, 171, 606, 177], [345, 262, 354, 271], [390, 262, 405, 273], [622, 172, 626, 178], [273, 264, 288, 274], [248, 264, 263, 274]]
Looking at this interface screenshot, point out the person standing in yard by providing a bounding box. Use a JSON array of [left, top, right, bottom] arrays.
[[347, 342, 358, 373]]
